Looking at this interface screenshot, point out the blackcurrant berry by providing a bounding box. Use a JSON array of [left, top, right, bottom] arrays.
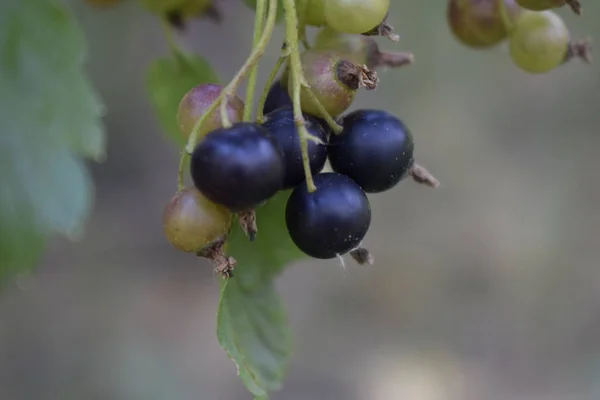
[[263, 107, 328, 189], [328, 109, 414, 193], [285, 172, 371, 259], [447, 0, 522, 48], [516, 0, 581, 14], [177, 83, 245, 140], [295, 0, 326, 27], [263, 80, 293, 115], [290, 50, 378, 119], [190, 122, 284, 212], [263, 81, 332, 135], [324, 0, 390, 35], [313, 26, 414, 70], [508, 10, 569, 73], [163, 187, 233, 253]]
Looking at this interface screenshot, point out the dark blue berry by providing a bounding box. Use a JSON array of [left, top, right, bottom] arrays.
[[263, 80, 331, 135], [263, 107, 329, 190], [285, 172, 371, 259], [263, 80, 293, 115], [190, 122, 284, 212], [328, 109, 414, 193]]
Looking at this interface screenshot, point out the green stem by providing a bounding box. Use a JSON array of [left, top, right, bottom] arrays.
[[177, 150, 187, 190], [256, 55, 287, 123], [303, 89, 343, 134], [243, 0, 267, 121], [282, 0, 317, 192], [184, 0, 278, 155], [298, 22, 311, 50], [177, 0, 278, 187], [498, 0, 513, 33], [217, 0, 277, 128], [160, 16, 179, 56]]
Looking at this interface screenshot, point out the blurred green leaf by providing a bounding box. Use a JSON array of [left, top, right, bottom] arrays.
[[145, 50, 218, 146], [241, 0, 285, 22], [0, 0, 105, 281], [216, 191, 305, 398]]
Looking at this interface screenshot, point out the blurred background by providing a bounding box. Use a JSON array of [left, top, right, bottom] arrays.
[[1, 1, 600, 399]]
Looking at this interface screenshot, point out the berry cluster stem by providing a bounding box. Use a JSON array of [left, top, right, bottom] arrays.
[[303, 89, 343, 134], [217, 0, 277, 129], [498, 0, 513, 34], [177, 0, 278, 187], [282, 0, 317, 192], [243, 0, 267, 121], [256, 53, 288, 123], [160, 17, 179, 56]]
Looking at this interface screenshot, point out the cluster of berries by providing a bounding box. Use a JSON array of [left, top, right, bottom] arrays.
[[162, 0, 440, 276], [448, 0, 591, 74]]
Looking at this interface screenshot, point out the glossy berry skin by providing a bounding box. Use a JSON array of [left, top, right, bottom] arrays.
[[508, 10, 569, 74], [286, 172, 371, 259], [329, 109, 414, 193], [263, 81, 331, 135], [190, 123, 284, 212], [447, 0, 522, 48], [177, 83, 245, 140], [324, 0, 390, 35], [263, 80, 293, 115], [263, 107, 328, 189], [163, 187, 233, 253], [290, 50, 356, 118]]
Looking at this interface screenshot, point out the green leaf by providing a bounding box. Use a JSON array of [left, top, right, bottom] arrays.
[[216, 191, 305, 398], [145, 50, 218, 146], [0, 0, 105, 281]]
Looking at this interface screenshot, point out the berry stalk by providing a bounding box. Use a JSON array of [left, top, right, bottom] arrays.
[[177, 0, 277, 188], [160, 16, 179, 56], [217, 0, 278, 128], [178, 0, 277, 180], [498, 0, 514, 33], [302, 88, 342, 134], [282, 0, 317, 192], [243, 0, 267, 121], [256, 52, 288, 123]]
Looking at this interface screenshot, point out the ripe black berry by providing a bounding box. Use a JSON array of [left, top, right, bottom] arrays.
[[329, 109, 414, 193], [190, 122, 284, 212], [263, 106, 328, 189], [263, 80, 293, 115], [285, 172, 371, 259]]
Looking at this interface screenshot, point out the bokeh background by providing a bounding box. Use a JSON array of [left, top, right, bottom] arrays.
[[2, 1, 600, 399]]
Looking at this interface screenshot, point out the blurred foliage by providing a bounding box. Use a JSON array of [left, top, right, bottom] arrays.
[[0, 0, 105, 282]]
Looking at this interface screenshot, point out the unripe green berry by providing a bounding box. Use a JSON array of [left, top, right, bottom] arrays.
[[163, 187, 233, 253], [177, 83, 245, 141], [313, 26, 414, 69], [508, 10, 569, 73], [324, 0, 390, 35], [447, 0, 522, 48], [295, 0, 326, 27], [289, 50, 378, 118]]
